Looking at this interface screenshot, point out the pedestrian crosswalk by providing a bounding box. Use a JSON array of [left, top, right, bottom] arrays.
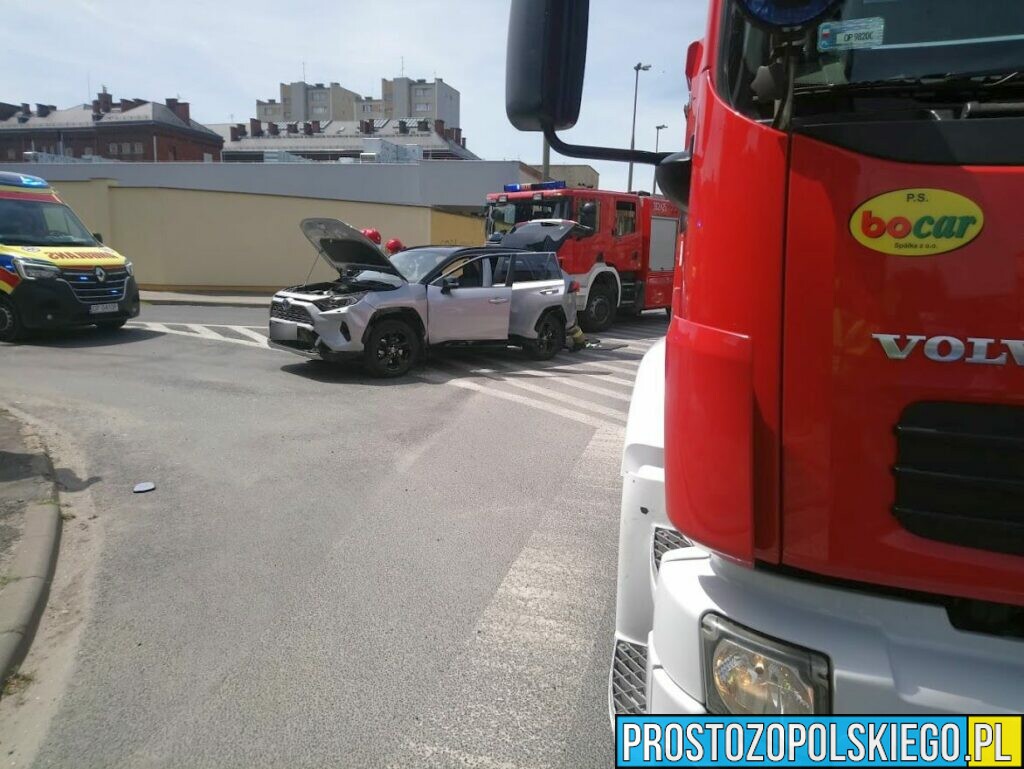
[[126, 315, 669, 432]]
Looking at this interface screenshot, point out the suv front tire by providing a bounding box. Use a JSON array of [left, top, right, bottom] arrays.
[[364, 318, 419, 377]]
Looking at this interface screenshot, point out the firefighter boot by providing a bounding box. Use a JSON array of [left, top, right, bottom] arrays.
[[568, 324, 587, 352]]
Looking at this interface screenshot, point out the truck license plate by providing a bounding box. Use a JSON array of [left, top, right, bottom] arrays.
[[89, 303, 120, 315]]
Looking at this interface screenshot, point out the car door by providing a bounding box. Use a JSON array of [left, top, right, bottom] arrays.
[[508, 252, 566, 338], [426, 253, 512, 343]]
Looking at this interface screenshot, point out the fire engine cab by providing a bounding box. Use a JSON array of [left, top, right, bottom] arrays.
[[506, 0, 1024, 716], [485, 182, 679, 330]]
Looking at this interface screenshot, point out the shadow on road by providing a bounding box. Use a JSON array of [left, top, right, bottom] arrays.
[[53, 467, 102, 492], [279, 360, 422, 387], [11, 327, 163, 350]]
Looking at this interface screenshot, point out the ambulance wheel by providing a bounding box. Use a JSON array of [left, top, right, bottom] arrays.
[[95, 319, 127, 332], [0, 296, 24, 343], [364, 318, 419, 378], [580, 283, 616, 332], [526, 313, 565, 361]]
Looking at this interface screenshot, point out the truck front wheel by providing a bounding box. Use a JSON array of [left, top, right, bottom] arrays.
[[363, 318, 419, 378], [581, 282, 616, 332], [0, 296, 25, 343]]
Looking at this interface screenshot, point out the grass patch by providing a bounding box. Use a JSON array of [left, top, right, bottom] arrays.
[[3, 671, 34, 697]]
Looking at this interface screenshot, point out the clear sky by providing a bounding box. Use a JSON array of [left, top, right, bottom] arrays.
[[9, 0, 708, 192]]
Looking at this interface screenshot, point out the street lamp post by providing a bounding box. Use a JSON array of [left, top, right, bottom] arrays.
[[626, 62, 651, 193], [652, 124, 667, 194]]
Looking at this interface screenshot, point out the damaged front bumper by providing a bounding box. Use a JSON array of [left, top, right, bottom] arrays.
[[268, 293, 365, 361]]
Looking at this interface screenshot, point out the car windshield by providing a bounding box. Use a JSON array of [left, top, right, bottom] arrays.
[[0, 199, 97, 247], [485, 197, 572, 236], [388, 248, 455, 282], [721, 0, 1024, 117]]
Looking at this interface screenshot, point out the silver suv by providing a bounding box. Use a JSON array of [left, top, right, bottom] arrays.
[[269, 218, 578, 377]]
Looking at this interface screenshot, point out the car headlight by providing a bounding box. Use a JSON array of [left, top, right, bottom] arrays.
[[14, 258, 61, 280], [124, 261, 134, 277], [313, 293, 364, 311], [701, 614, 830, 715]]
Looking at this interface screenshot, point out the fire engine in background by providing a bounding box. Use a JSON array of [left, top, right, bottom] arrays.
[[485, 182, 679, 330], [506, 0, 1024, 714]]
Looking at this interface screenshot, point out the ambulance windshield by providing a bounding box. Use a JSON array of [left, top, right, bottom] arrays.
[[0, 199, 97, 247]]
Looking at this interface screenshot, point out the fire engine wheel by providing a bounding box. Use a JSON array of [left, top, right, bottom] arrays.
[[364, 318, 419, 378], [0, 296, 25, 343], [526, 314, 566, 361], [580, 283, 616, 332]]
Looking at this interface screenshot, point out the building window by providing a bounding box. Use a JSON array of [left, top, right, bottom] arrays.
[[312, 105, 327, 115], [121, 142, 132, 155], [361, 104, 372, 113], [414, 87, 430, 97], [415, 102, 431, 112], [134, 142, 144, 155], [109, 143, 119, 155], [83, 147, 93, 157], [311, 91, 327, 102], [5, 149, 14, 160]]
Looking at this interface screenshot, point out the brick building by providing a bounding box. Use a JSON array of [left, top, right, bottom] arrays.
[[0, 90, 223, 163]]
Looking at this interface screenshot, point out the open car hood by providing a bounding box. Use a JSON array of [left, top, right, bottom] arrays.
[[497, 219, 589, 252], [300, 218, 404, 280]]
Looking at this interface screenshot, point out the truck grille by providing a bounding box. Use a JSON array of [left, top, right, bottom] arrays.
[[270, 301, 313, 324], [652, 526, 690, 572], [611, 640, 648, 715], [894, 402, 1024, 556], [61, 267, 129, 304]]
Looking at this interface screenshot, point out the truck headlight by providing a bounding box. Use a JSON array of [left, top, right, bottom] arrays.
[[701, 614, 830, 715], [14, 258, 61, 280], [124, 261, 134, 277], [313, 293, 364, 311]]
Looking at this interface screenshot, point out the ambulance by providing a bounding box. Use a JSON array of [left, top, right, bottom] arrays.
[[0, 172, 139, 342]]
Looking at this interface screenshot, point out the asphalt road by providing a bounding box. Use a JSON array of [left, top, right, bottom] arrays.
[[0, 304, 667, 769]]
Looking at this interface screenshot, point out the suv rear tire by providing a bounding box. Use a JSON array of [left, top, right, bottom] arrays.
[[363, 318, 419, 377], [526, 314, 566, 361], [580, 282, 616, 332], [0, 296, 24, 343]]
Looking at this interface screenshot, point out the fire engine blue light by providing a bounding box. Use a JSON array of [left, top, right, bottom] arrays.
[[737, 0, 839, 28], [0, 171, 50, 189], [502, 181, 568, 193]]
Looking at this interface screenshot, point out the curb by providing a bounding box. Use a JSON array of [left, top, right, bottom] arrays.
[[0, 422, 61, 685], [142, 297, 269, 308]]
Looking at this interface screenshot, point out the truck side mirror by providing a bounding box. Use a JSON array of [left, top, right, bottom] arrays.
[[656, 151, 693, 210], [92, 232, 104, 244], [505, 0, 589, 132]]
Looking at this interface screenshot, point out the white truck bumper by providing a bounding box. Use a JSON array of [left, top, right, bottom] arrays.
[[649, 549, 1024, 714]]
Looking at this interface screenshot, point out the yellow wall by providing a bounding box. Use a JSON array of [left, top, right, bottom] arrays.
[[50, 180, 482, 291], [430, 209, 485, 246]]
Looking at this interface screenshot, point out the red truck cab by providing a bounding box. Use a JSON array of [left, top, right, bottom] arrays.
[[486, 183, 679, 330], [506, 0, 1024, 715]]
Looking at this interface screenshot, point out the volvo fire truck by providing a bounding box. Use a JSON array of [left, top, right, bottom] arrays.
[[506, 0, 1024, 714], [485, 182, 679, 330]]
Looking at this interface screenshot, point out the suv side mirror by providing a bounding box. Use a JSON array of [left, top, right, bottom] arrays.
[[440, 277, 458, 295], [505, 0, 589, 132]]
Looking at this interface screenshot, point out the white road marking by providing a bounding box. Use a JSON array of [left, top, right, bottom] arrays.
[[434, 358, 628, 423], [416, 370, 618, 431], [474, 356, 633, 402], [227, 326, 272, 345], [185, 323, 226, 340]]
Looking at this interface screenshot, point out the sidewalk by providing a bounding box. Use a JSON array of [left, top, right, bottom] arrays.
[[140, 290, 272, 308], [0, 410, 60, 686]]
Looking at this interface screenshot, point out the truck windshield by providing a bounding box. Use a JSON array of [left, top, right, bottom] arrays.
[[721, 0, 1024, 119], [0, 199, 97, 247], [485, 197, 572, 236]]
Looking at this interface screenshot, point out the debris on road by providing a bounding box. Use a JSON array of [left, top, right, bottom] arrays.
[[132, 483, 156, 494]]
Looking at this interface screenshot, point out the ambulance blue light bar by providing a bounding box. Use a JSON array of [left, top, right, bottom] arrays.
[[503, 181, 567, 193], [0, 172, 50, 188]]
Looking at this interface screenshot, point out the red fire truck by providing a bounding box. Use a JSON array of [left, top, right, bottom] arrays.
[[507, 0, 1024, 714], [485, 183, 680, 330]]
